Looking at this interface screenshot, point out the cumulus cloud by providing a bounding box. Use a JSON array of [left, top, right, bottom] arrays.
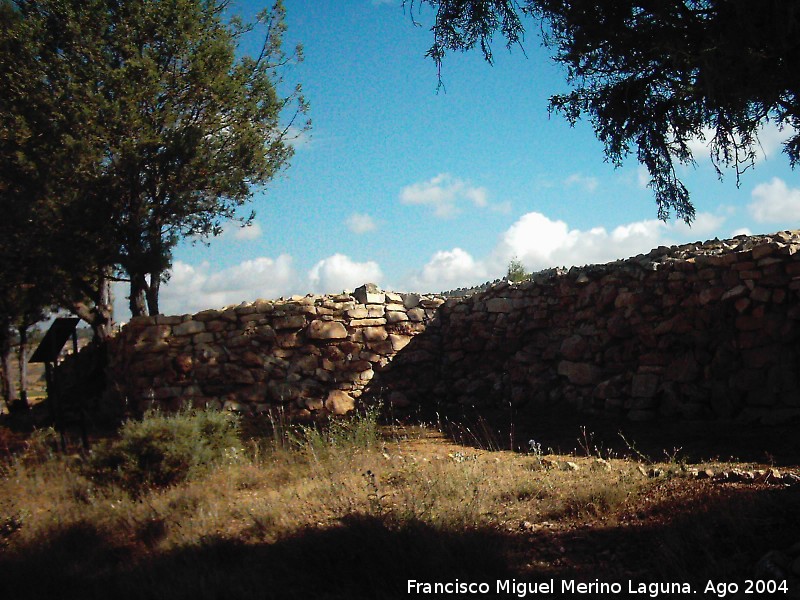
[[637, 166, 651, 189], [670, 211, 728, 237], [401, 209, 731, 292], [749, 177, 800, 223], [167, 256, 298, 313], [492, 213, 659, 274], [114, 251, 388, 319], [345, 212, 377, 234], [112, 255, 302, 320], [205, 256, 295, 294], [231, 221, 263, 241], [687, 121, 795, 166], [495, 211, 733, 273], [400, 173, 505, 218], [757, 122, 794, 160], [405, 248, 488, 292], [308, 254, 382, 294], [564, 173, 600, 193]]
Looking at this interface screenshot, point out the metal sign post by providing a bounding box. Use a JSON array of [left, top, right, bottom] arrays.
[[29, 317, 82, 451]]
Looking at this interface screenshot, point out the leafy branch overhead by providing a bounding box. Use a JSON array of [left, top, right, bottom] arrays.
[[406, 0, 800, 223]]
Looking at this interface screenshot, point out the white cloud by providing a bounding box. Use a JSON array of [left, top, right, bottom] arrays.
[[113, 251, 387, 320], [687, 121, 795, 165], [757, 121, 793, 160], [285, 124, 312, 151], [308, 254, 382, 294], [637, 166, 651, 189], [231, 221, 263, 241], [405, 248, 488, 292], [401, 209, 731, 292], [749, 177, 800, 223], [685, 127, 713, 159], [192, 256, 297, 309], [496, 212, 574, 266], [564, 173, 599, 193], [112, 255, 302, 320], [496, 211, 732, 273], [494, 213, 662, 273], [345, 212, 377, 234], [731, 227, 752, 237], [400, 173, 504, 218], [204, 256, 295, 295], [671, 211, 727, 237], [465, 186, 488, 207], [490, 200, 513, 215]]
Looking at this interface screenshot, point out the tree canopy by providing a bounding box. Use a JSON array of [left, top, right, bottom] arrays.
[[0, 0, 308, 329], [406, 0, 800, 222]]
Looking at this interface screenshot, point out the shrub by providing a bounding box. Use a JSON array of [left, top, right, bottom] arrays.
[[506, 257, 529, 283], [87, 409, 241, 496]]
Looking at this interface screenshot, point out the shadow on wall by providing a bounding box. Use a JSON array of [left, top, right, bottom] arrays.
[[369, 230, 800, 430], [106, 230, 800, 429]]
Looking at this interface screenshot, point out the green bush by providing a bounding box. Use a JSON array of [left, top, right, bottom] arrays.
[[87, 409, 241, 496], [506, 257, 529, 283]]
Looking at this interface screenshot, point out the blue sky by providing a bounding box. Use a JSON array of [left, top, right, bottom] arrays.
[[128, 0, 800, 318]]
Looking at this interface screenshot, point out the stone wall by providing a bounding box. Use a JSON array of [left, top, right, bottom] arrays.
[[397, 230, 800, 424], [107, 284, 445, 419], [108, 230, 800, 424]]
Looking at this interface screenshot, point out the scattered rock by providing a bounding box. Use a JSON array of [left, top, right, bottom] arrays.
[[325, 390, 355, 415]]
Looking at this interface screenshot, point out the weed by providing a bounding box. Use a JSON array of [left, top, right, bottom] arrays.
[[663, 446, 686, 469], [618, 430, 652, 463], [294, 404, 381, 462], [553, 477, 631, 520], [18, 427, 60, 466], [363, 469, 390, 517], [577, 425, 612, 459]]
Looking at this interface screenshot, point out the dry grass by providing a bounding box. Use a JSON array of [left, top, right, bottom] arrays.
[[1, 408, 799, 599]]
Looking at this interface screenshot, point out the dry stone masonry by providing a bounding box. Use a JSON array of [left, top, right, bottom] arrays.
[[109, 230, 800, 425], [108, 283, 445, 419], [407, 229, 800, 425]]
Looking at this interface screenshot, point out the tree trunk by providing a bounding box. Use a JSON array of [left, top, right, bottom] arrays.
[[72, 269, 113, 342], [16, 324, 29, 410], [146, 270, 161, 316], [129, 274, 148, 317], [0, 328, 19, 411], [98, 270, 113, 337]]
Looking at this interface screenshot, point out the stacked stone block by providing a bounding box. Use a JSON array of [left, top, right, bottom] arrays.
[[418, 230, 800, 424], [108, 284, 444, 418], [109, 230, 800, 424]]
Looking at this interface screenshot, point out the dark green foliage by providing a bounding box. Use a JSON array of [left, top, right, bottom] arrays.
[[0, 0, 308, 323], [87, 409, 241, 496], [506, 257, 528, 282], [406, 0, 800, 222]]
